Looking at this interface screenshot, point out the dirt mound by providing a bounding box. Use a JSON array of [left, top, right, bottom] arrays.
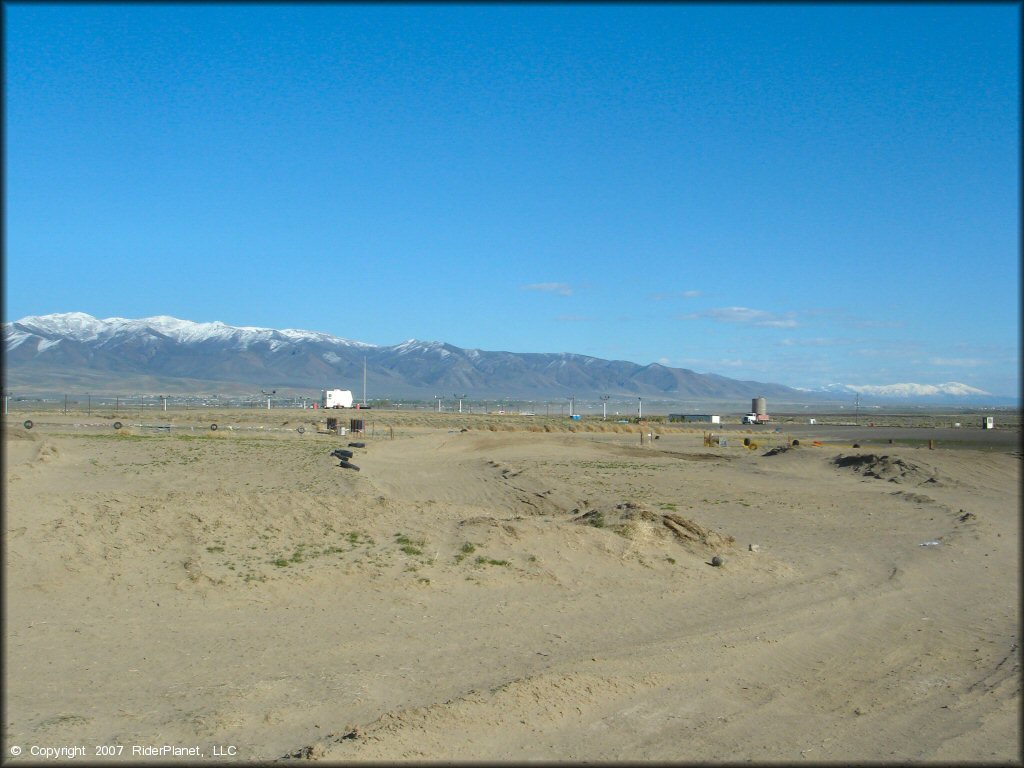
[[890, 490, 936, 505], [660, 513, 735, 551], [832, 453, 941, 485], [33, 442, 61, 463], [281, 668, 656, 762], [458, 516, 521, 540], [572, 501, 735, 554], [4, 427, 38, 441]]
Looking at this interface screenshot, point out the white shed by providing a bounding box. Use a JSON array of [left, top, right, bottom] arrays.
[[322, 389, 354, 409]]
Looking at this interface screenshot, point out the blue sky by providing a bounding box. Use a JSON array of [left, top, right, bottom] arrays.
[[4, 3, 1020, 395]]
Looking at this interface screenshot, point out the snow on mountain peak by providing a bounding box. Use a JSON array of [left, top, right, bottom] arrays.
[[826, 381, 991, 397], [393, 339, 444, 354], [5, 312, 375, 349], [13, 311, 113, 341]]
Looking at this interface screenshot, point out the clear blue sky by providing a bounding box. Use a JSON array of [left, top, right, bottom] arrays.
[[4, 3, 1020, 395]]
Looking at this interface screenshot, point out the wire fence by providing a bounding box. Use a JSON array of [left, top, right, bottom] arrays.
[[2, 393, 324, 415], [1, 392, 649, 418]]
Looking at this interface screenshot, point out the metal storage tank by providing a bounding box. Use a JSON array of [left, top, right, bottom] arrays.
[[753, 397, 767, 415]]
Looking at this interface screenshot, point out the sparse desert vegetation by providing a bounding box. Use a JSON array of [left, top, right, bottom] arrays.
[[4, 414, 1019, 762]]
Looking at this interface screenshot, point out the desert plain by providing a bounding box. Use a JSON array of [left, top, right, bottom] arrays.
[[3, 409, 1020, 762]]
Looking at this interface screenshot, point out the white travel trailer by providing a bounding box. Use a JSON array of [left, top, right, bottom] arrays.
[[321, 389, 354, 409]]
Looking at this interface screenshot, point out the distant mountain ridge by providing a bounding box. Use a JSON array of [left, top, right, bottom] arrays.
[[818, 382, 991, 398], [3, 312, 810, 401], [3, 313, 1007, 404]]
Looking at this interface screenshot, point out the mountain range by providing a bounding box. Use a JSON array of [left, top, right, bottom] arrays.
[[1, 313, 1005, 405]]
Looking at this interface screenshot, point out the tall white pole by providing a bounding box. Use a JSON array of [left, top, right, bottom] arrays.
[[638, 397, 642, 419], [363, 356, 367, 407]]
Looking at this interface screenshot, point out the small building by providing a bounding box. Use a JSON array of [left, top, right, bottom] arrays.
[[982, 416, 994, 429], [669, 414, 721, 424], [321, 389, 354, 409]]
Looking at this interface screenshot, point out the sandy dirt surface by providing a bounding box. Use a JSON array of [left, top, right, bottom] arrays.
[[3, 415, 1020, 763]]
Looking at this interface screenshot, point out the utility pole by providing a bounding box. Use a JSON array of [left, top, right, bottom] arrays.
[[601, 394, 609, 420], [363, 356, 367, 407], [638, 397, 643, 420]]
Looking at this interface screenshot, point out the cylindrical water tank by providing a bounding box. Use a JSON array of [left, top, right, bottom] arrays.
[[753, 397, 767, 415]]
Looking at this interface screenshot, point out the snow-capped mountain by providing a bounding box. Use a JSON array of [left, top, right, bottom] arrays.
[[4, 312, 374, 350], [3, 313, 1010, 403], [3, 312, 809, 400], [820, 382, 991, 398]]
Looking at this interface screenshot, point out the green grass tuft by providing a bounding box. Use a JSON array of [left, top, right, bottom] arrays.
[[475, 556, 511, 567]]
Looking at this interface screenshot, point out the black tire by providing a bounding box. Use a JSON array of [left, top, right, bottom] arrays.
[[296, 427, 305, 434], [791, 439, 799, 446], [743, 437, 751, 446], [23, 420, 33, 430], [210, 424, 218, 431], [113, 422, 122, 430], [338, 460, 360, 471], [332, 449, 353, 459], [348, 442, 365, 448]]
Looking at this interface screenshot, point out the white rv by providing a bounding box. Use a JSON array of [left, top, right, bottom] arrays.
[[321, 389, 354, 409]]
